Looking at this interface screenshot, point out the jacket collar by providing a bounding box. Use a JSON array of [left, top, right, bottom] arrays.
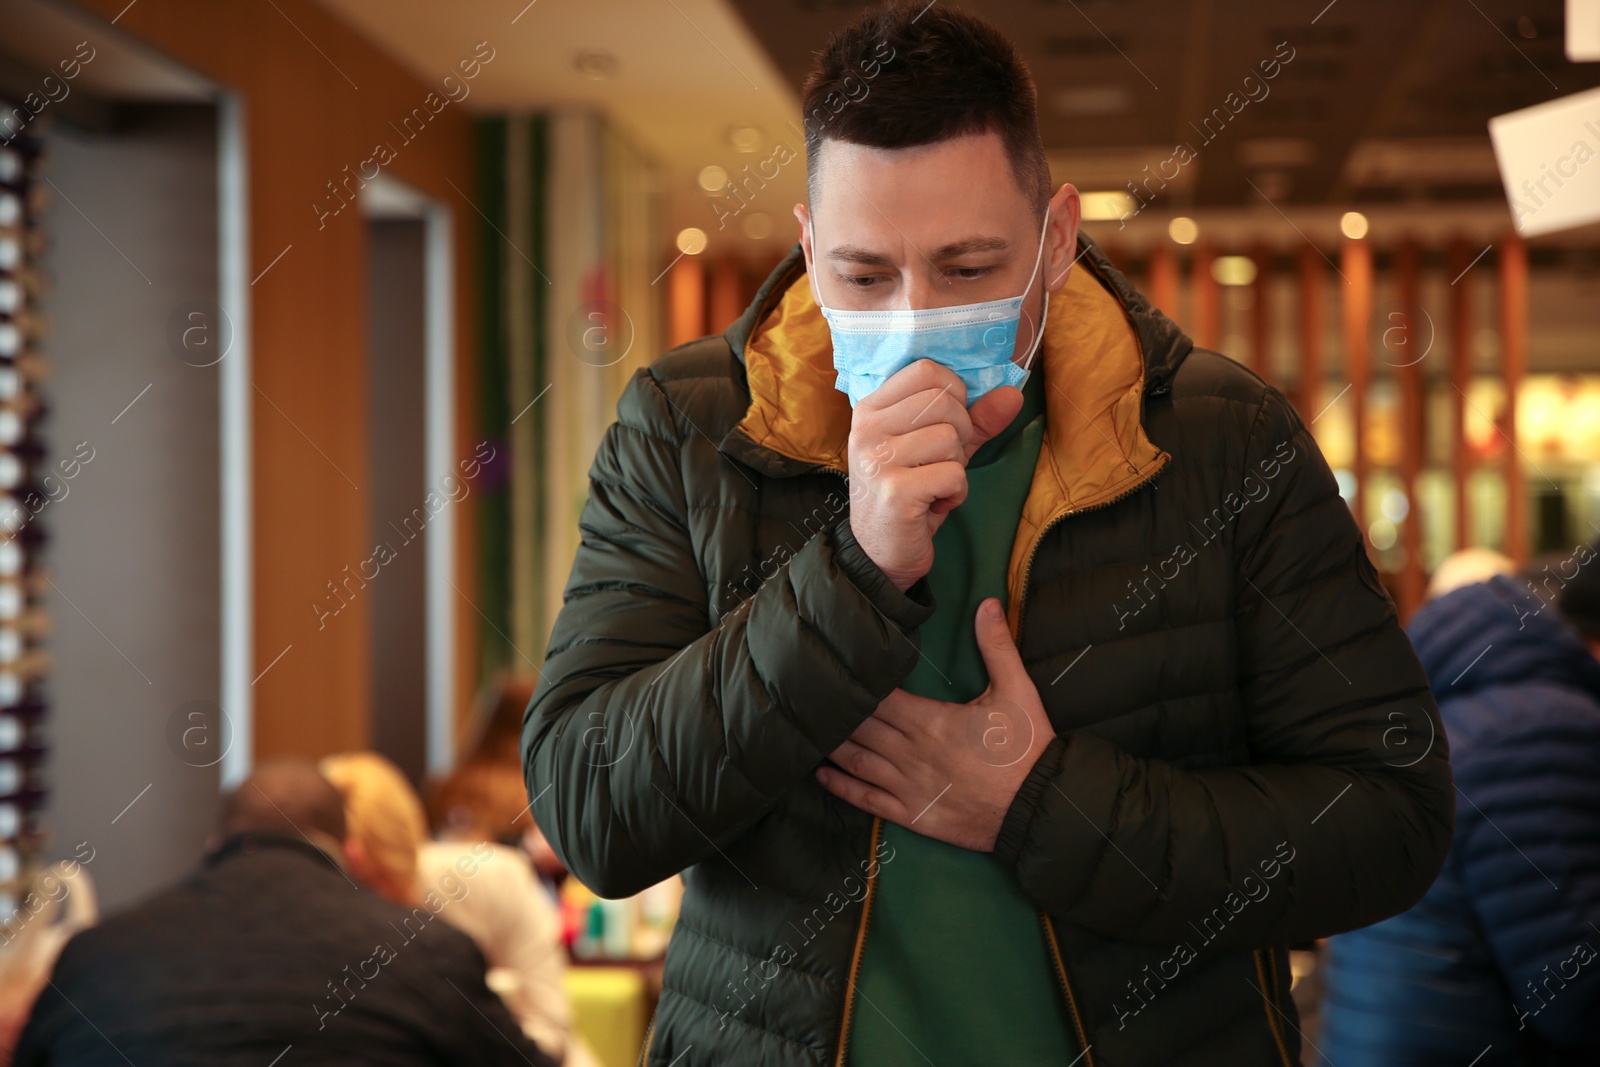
[[718, 234, 1192, 632], [206, 830, 350, 874]]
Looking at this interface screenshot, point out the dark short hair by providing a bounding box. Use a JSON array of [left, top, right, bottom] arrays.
[[802, 1, 1052, 219], [219, 758, 348, 842]]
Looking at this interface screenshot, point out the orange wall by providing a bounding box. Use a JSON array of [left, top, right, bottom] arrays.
[[75, 0, 482, 760]]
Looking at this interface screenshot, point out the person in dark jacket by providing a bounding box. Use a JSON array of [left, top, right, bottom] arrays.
[[1322, 562, 1600, 1065], [521, 4, 1455, 1065], [13, 760, 557, 1067]]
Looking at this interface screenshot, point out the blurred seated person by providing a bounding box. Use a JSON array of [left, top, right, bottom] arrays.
[[427, 673, 570, 901], [12, 759, 555, 1067], [322, 752, 573, 1065], [1321, 547, 1600, 1065], [1425, 546, 1515, 601], [0, 857, 99, 1064]]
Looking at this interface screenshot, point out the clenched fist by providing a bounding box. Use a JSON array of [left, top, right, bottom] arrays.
[[847, 359, 1023, 591]]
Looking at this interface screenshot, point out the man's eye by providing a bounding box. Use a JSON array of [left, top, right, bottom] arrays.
[[947, 267, 993, 280], [839, 275, 879, 288]]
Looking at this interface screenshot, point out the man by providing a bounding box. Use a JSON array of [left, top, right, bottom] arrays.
[[522, 4, 1454, 1064], [320, 750, 575, 1064], [1322, 557, 1600, 1065], [14, 760, 556, 1067]]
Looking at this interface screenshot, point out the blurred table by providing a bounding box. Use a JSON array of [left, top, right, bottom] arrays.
[[562, 964, 659, 1067]]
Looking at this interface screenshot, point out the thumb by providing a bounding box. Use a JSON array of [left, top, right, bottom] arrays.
[[964, 385, 1023, 460], [974, 597, 1030, 694]]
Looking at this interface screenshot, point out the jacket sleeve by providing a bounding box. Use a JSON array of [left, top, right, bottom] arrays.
[[1451, 689, 1600, 1046], [992, 383, 1455, 948], [522, 366, 934, 899]]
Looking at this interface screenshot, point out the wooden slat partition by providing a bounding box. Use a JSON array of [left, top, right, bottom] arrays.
[[1396, 240, 1425, 617], [1500, 234, 1528, 562], [1342, 239, 1374, 534], [1448, 239, 1473, 551]]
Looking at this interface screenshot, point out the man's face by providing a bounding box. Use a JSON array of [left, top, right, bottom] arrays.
[[795, 130, 1080, 363]]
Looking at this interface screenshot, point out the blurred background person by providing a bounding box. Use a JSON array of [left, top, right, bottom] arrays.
[[427, 674, 572, 903], [1425, 547, 1518, 601], [322, 751, 579, 1067], [12, 759, 553, 1066], [0, 860, 97, 1065], [1321, 547, 1600, 1065]]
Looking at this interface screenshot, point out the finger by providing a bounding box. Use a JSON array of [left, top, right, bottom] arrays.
[[965, 386, 1025, 459], [974, 596, 1032, 694], [885, 460, 967, 509], [828, 738, 904, 791], [815, 765, 904, 822], [859, 359, 966, 411], [888, 387, 972, 439], [881, 423, 965, 468], [872, 687, 945, 732], [849, 713, 909, 752]]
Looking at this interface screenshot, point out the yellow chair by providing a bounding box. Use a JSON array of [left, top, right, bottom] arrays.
[[561, 967, 647, 1067]]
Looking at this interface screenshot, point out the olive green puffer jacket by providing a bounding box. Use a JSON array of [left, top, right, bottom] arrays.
[[522, 236, 1454, 1067]]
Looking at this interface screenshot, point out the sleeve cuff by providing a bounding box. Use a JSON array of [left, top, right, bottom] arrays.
[[993, 733, 1069, 868], [828, 516, 936, 629]]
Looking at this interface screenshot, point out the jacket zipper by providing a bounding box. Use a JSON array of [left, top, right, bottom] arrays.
[[831, 814, 885, 1067], [1014, 455, 1167, 1067], [1011, 453, 1169, 630], [638, 1014, 656, 1066], [1041, 913, 1095, 1066]]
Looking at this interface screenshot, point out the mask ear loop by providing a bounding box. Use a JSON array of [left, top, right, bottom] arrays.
[[807, 217, 837, 317], [1018, 207, 1053, 372]]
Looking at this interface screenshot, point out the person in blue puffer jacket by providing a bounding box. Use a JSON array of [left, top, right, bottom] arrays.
[[1321, 556, 1600, 1066]]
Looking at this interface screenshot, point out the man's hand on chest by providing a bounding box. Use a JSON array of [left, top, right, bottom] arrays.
[[815, 597, 1056, 851]]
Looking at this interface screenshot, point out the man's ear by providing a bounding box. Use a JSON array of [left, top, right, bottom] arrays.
[[1044, 183, 1082, 293], [794, 202, 822, 306], [343, 836, 372, 884]]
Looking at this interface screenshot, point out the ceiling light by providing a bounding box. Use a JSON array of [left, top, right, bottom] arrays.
[[572, 51, 618, 80], [1079, 191, 1137, 221], [1211, 255, 1258, 286], [1340, 211, 1369, 240], [728, 124, 763, 153], [1052, 85, 1131, 116], [1236, 138, 1315, 168], [1168, 217, 1199, 245], [698, 165, 728, 193], [676, 228, 708, 255]]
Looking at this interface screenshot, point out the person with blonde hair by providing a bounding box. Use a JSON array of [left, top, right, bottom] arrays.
[[320, 752, 430, 905], [322, 752, 575, 1064]]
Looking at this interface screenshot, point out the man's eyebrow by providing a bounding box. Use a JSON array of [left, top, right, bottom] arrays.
[[826, 245, 894, 266], [825, 235, 1010, 266], [931, 235, 1009, 258]]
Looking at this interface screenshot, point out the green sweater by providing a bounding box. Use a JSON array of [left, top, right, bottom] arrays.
[[845, 371, 1081, 1065]]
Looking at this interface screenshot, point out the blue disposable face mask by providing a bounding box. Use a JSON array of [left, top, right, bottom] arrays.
[[812, 208, 1053, 408]]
